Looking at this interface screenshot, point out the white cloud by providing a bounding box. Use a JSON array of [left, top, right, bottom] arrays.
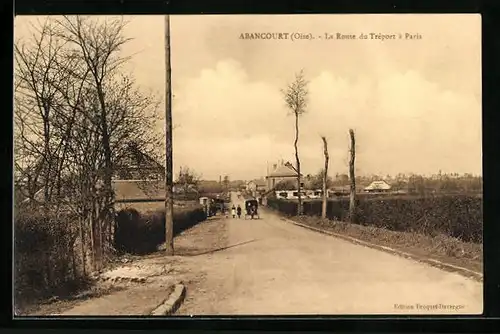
[[172, 59, 481, 180]]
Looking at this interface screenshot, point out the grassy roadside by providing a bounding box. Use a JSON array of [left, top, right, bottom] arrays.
[[276, 213, 482, 274]]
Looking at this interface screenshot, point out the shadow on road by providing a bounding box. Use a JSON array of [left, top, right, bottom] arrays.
[[185, 239, 259, 257]]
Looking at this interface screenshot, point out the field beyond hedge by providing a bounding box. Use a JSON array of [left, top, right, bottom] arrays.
[[267, 194, 483, 243]]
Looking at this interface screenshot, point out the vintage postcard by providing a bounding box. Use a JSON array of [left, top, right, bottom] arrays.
[[13, 14, 482, 316]]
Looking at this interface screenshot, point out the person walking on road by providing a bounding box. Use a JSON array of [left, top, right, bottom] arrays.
[[231, 205, 236, 218], [236, 205, 242, 219]]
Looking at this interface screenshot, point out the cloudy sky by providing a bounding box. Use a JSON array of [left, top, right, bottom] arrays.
[[14, 14, 482, 180]]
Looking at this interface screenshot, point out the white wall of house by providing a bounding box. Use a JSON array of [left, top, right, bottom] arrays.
[[275, 189, 331, 200]]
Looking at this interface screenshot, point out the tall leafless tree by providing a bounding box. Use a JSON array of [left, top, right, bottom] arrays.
[[282, 70, 308, 216], [14, 16, 162, 272], [51, 16, 135, 265], [14, 18, 78, 205], [321, 136, 329, 219], [348, 129, 357, 223]]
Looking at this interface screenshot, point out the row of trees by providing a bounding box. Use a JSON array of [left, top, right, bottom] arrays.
[[14, 16, 162, 271], [175, 168, 244, 195], [281, 70, 481, 219], [275, 171, 482, 194], [403, 174, 482, 194], [281, 70, 357, 220]]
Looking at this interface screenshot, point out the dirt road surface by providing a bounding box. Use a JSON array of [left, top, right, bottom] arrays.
[[175, 191, 483, 315]]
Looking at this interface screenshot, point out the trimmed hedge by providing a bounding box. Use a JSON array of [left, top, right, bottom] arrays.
[[267, 195, 483, 243], [14, 209, 82, 303], [114, 205, 207, 255], [14, 204, 207, 305]]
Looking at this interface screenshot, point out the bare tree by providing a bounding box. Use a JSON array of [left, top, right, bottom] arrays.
[[321, 136, 329, 219], [14, 16, 162, 272], [348, 129, 357, 223], [176, 167, 201, 195], [14, 18, 79, 205], [15, 18, 104, 273], [51, 16, 136, 266], [282, 69, 308, 216]]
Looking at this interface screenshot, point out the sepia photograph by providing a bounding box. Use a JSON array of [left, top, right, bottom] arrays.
[[13, 14, 482, 316]]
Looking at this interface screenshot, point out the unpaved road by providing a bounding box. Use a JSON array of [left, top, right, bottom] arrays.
[[176, 191, 483, 315]]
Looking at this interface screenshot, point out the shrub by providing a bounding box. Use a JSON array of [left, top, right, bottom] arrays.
[[114, 205, 207, 255], [14, 209, 83, 304], [267, 194, 483, 243]]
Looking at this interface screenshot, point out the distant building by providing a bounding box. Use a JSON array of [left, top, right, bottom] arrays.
[[266, 161, 302, 191], [246, 179, 267, 192], [113, 143, 165, 181], [113, 179, 164, 202], [20, 144, 191, 207], [246, 179, 267, 197], [364, 180, 392, 193]]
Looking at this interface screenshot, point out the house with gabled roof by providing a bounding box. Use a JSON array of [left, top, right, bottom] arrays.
[[113, 143, 165, 181], [364, 180, 392, 193], [19, 144, 168, 205], [265, 160, 303, 192]]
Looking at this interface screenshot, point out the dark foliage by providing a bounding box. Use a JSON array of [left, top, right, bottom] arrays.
[[114, 206, 207, 255], [14, 209, 84, 303], [267, 194, 483, 243]]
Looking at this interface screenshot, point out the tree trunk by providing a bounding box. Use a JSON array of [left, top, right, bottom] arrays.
[[108, 213, 113, 255], [98, 200, 104, 267], [321, 136, 329, 219], [45, 253, 52, 290], [164, 15, 174, 255], [55, 102, 78, 200], [71, 247, 77, 280], [78, 216, 87, 277], [348, 129, 357, 223], [43, 107, 52, 203], [294, 113, 302, 216], [93, 77, 114, 264], [90, 202, 99, 271]]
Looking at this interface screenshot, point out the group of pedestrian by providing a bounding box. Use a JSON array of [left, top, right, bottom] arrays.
[[231, 204, 242, 219]]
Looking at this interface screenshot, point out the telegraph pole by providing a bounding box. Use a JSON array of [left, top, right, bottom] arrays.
[[348, 129, 357, 223], [164, 15, 174, 255]]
